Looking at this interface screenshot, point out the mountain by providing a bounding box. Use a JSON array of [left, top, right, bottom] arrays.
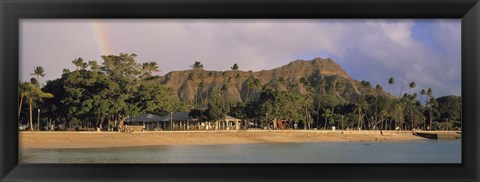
[[156, 57, 390, 104]]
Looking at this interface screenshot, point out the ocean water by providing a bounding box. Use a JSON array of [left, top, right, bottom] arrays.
[[20, 139, 461, 163]]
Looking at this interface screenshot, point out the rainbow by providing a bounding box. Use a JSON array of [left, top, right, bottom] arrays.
[[90, 21, 111, 56]]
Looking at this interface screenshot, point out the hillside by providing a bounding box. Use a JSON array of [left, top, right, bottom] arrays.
[[157, 58, 389, 104]]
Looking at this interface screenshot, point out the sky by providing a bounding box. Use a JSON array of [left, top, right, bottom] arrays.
[[20, 19, 461, 98]]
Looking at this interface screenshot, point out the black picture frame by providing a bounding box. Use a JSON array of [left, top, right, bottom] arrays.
[[1, 0, 479, 181]]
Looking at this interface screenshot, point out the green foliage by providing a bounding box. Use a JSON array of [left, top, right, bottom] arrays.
[[231, 63, 239, 71], [435, 95, 461, 122], [191, 61, 204, 70], [136, 82, 179, 116], [30, 66, 46, 86], [207, 87, 230, 120], [253, 85, 312, 126], [229, 103, 247, 119], [189, 108, 208, 120], [25, 54, 462, 131], [39, 53, 183, 129], [141, 61, 160, 79]]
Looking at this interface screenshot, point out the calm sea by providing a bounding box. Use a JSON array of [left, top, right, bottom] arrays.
[[20, 139, 461, 163]]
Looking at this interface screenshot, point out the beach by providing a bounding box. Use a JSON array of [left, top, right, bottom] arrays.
[[19, 130, 425, 149]]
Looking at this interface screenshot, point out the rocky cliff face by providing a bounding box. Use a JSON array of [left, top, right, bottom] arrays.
[[157, 57, 387, 104]]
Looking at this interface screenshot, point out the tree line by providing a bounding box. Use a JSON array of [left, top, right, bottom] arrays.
[[19, 53, 461, 131]]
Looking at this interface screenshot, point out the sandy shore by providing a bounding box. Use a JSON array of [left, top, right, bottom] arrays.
[[19, 130, 425, 149]]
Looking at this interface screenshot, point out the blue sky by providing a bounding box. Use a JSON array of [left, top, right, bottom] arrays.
[[20, 19, 460, 98]]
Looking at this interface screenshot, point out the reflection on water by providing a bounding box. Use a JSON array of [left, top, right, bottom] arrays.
[[20, 140, 461, 163]]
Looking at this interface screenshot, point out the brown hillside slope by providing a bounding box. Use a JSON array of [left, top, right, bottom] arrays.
[[157, 58, 390, 104]]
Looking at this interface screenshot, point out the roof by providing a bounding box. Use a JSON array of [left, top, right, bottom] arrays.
[[126, 113, 166, 123], [161, 112, 195, 122], [225, 115, 241, 121]]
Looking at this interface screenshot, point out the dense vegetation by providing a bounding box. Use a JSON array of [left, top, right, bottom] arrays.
[[19, 53, 461, 131]]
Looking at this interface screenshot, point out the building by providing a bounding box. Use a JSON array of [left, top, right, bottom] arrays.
[[126, 112, 243, 131], [225, 115, 242, 130], [125, 113, 167, 131], [161, 112, 197, 130]]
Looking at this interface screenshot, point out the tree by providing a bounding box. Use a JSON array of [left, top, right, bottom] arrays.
[[408, 82, 416, 94], [322, 108, 332, 129], [72, 58, 84, 70], [391, 100, 406, 130], [322, 81, 344, 129], [398, 80, 406, 98], [388, 77, 395, 95], [231, 63, 239, 71], [191, 61, 204, 70], [79, 62, 88, 70], [355, 96, 368, 130], [141, 62, 160, 79], [358, 80, 372, 129], [30, 66, 46, 86], [373, 84, 383, 130], [88, 60, 101, 71], [315, 77, 327, 128], [207, 87, 230, 130], [18, 82, 29, 123], [402, 82, 417, 130], [420, 89, 427, 105], [100, 53, 144, 128], [41, 76, 70, 130], [436, 95, 461, 124], [426, 96, 437, 130], [24, 83, 54, 130], [136, 82, 180, 116], [360, 80, 372, 89], [427, 88, 433, 99]]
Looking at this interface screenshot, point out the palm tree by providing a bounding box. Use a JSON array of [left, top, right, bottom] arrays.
[[374, 84, 383, 129], [358, 81, 371, 130], [88, 60, 101, 71], [79, 62, 88, 70], [18, 82, 29, 123], [361, 80, 372, 89], [191, 61, 204, 70], [72, 58, 84, 70], [408, 82, 416, 94], [231, 63, 239, 71], [315, 77, 327, 129], [405, 81, 417, 130], [408, 93, 418, 130], [322, 108, 332, 129], [392, 100, 406, 130], [24, 84, 54, 131], [419, 89, 426, 105], [190, 61, 204, 78], [388, 77, 395, 94], [30, 66, 46, 86], [426, 88, 433, 130], [398, 81, 405, 98], [355, 97, 368, 130], [141, 62, 160, 79], [419, 89, 427, 130], [329, 81, 344, 125], [427, 88, 432, 101]]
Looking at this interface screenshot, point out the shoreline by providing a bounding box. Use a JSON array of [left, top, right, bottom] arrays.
[[19, 130, 428, 150]]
